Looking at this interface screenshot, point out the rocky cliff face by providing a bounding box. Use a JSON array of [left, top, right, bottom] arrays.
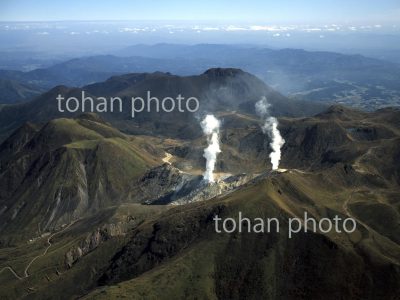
[[65, 222, 130, 268], [169, 173, 255, 205], [130, 163, 190, 204], [131, 163, 255, 205]]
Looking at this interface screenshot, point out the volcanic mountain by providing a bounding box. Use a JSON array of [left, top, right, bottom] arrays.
[[0, 106, 399, 299], [0, 68, 327, 141], [0, 70, 399, 299]]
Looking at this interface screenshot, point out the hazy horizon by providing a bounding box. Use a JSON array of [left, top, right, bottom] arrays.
[[1, 0, 399, 61], [1, 0, 400, 24]]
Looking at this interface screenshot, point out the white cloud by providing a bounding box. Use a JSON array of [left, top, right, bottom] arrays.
[[225, 25, 247, 31], [305, 28, 322, 32], [202, 27, 220, 31]]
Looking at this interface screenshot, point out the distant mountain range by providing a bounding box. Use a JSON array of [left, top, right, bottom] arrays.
[[0, 78, 44, 104], [0, 44, 399, 110]]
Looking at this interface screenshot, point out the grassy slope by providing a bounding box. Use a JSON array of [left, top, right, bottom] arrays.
[[0, 115, 161, 241]]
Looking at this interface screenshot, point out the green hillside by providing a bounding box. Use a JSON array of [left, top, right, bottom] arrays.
[[0, 114, 160, 243]]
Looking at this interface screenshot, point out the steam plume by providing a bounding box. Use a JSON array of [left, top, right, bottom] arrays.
[[201, 114, 221, 183], [255, 97, 285, 170]]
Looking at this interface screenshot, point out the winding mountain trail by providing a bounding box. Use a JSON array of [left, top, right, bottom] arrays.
[[0, 266, 23, 280], [24, 220, 77, 277], [0, 220, 77, 281]]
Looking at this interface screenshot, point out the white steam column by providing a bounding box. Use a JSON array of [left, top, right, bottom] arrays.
[[255, 97, 285, 170], [201, 114, 221, 183]]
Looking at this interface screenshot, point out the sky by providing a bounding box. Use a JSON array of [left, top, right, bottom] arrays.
[[0, 0, 400, 24]]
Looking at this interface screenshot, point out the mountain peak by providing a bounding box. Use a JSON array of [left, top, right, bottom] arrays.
[[76, 112, 107, 124], [317, 104, 366, 121], [203, 68, 245, 77]]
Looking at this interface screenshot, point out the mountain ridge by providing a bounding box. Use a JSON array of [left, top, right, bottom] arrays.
[[0, 68, 327, 142]]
